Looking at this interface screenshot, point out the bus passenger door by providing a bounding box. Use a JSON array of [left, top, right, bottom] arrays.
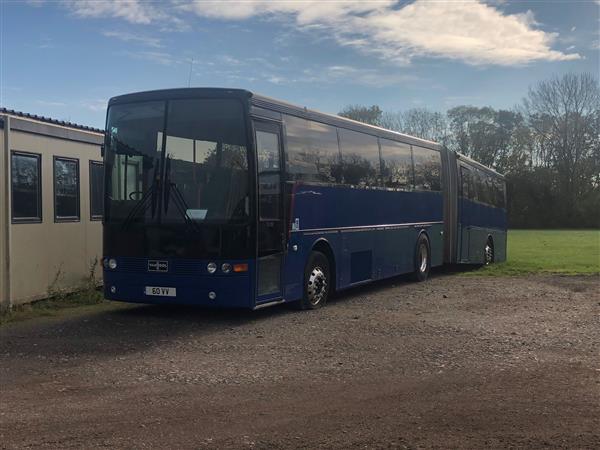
[[254, 121, 285, 303]]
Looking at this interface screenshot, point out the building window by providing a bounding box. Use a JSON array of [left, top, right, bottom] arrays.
[[89, 161, 104, 220], [11, 151, 42, 223], [54, 156, 80, 221]]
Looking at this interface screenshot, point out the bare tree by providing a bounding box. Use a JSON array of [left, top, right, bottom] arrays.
[[522, 72, 600, 217], [339, 104, 383, 126], [380, 108, 449, 145]]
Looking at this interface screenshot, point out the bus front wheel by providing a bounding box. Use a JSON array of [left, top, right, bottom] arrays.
[[298, 251, 330, 310], [412, 234, 431, 282]]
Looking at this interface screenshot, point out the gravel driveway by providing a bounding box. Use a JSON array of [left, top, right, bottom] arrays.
[[1, 273, 599, 449]]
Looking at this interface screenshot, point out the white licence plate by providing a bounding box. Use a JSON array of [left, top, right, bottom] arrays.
[[145, 286, 176, 297]]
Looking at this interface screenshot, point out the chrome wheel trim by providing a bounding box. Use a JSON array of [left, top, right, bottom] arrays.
[[484, 243, 494, 265], [307, 266, 327, 306], [419, 243, 429, 273]]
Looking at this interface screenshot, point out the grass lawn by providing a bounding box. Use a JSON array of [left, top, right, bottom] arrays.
[[472, 229, 600, 276]]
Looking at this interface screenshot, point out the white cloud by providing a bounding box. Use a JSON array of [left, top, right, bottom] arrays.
[[61, 0, 188, 30], [36, 100, 67, 107], [183, 0, 579, 66], [102, 30, 163, 48], [321, 65, 416, 87], [82, 99, 107, 112], [51, 0, 580, 66], [63, 0, 157, 24], [260, 65, 415, 88], [123, 50, 178, 66]]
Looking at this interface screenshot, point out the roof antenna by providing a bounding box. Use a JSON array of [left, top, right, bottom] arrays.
[[187, 58, 194, 87]]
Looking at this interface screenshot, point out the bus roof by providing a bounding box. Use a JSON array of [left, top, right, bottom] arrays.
[[251, 92, 441, 150], [108, 87, 442, 151], [455, 152, 505, 178]]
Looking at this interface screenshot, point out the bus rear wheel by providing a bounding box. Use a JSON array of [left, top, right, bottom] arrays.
[[412, 234, 431, 282], [484, 239, 494, 265], [298, 251, 330, 310]]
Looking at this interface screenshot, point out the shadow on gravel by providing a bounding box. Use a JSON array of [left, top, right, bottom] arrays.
[[0, 265, 478, 360]]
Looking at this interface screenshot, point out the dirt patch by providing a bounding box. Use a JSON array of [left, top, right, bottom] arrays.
[[1, 274, 599, 449]]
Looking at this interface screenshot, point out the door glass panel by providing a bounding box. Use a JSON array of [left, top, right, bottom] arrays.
[[257, 130, 281, 221], [255, 126, 283, 296], [257, 130, 280, 171]]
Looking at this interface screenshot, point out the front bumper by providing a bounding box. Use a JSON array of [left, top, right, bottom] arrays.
[[103, 257, 254, 308]]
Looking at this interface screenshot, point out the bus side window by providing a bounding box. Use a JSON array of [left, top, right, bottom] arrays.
[[460, 167, 471, 199], [413, 146, 441, 191], [307, 120, 342, 184], [283, 115, 341, 183], [380, 138, 412, 191], [338, 128, 380, 187], [476, 170, 492, 206], [283, 115, 313, 182], [494, 177, 506, 209]]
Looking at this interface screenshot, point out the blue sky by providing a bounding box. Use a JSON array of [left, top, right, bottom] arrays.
[[1, 0, 598, 129]]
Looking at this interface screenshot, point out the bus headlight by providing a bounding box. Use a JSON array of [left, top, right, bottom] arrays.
[[207, 262, 217, 274], [108, 258, 118, 270], [221, 263, 231, 273]]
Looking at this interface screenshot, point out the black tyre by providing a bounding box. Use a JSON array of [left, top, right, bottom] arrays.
[[411, 234, 431, 282], [297, 251, 330, 310], [484, 238, 494, 265]]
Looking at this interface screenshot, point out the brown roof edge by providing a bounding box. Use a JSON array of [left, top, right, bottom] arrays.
[[0, 107, 104, 134]]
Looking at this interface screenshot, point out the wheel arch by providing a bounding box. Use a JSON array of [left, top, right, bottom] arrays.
[[416, 228, 431, 247], [310, 238, 337, 292]]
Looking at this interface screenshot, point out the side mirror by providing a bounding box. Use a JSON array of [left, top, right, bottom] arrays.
[[100, 144, 105, 158]]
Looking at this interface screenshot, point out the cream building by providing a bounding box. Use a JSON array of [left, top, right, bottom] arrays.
[[1, 108, 104, 309]]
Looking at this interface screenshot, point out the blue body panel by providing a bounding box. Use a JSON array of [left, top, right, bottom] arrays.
[[458, 198, 507, 264], [282, 184, 445, 302], [103, 258, 254, 308]]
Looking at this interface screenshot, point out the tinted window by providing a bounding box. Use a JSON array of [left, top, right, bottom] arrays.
[[284, 115, 341, 183], [256, 130, 280, 220], [494, 178, 506, 209], [162, 99, 249, 224], [460, 166, 471, 199], [472, 169, 489, 205], [11, 152, 42, 222], [413, 147, 441, 191], [90, 161, 104, 220], [338, 128, 380, 187], [54, 157, 80, 221], [462, 165, 504, 208], [380, 139, 413, 190], [256, 130, 280, 172]]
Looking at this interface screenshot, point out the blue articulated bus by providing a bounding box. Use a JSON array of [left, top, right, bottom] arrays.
[[102, 88, 506, 310]]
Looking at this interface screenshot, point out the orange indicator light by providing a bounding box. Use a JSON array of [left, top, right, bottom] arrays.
[[233, 263, 248, 273]]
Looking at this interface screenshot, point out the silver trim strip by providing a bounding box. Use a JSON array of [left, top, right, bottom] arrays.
[[293, 221, 443, 235], [253, 299, 285, 310]]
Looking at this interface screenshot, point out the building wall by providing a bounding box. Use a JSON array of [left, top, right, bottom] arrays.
[[0, 118, 8, 307], [2, 116, 104, 307]]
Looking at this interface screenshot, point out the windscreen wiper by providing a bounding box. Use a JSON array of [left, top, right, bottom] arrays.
[[120, 161, 160, 230], [163, 156, 202, 234]]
